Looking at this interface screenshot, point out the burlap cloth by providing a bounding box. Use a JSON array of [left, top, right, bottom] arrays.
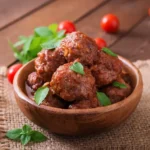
[[0, 60, 150, 150]]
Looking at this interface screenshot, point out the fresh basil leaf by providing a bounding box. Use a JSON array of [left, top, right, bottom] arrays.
[[22, 125, 32, 134], [30, 131, 47, 142], [70, 62, 85, 75], [29, 37, 42, 57], [96, 92, 111, 106], [8, 41, 24, 61], [20, 134, 31, 145], [19, 36, 28, 41], [6, 129, 22, 140], [13, 38, 27, 47], [35, 27, 53, 37], [48, 23, 58, 33], [41, 39, 57, 50], [57, 30, 65, 38], [102, 47, 117, 57], [113, 81, 127, 89], [34, 86, 49, 105], [23, 36, 34, 52]]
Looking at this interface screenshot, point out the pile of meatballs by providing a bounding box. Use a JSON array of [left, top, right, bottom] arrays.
[[26, 31, 132, 109]]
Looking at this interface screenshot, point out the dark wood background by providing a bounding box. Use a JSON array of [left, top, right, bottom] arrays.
[[0, 0, 150, 66]]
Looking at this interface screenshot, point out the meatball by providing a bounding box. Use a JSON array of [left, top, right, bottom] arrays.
[[50, 61, 96, 102], [42, 91, 67, 108], [68, 97, 99, 109], [27, 72, 44, 90], [35, 48, 66, 82], [58, 31, 98, 66], [102, 77, 132, 104], [91, 51, 123, 87]]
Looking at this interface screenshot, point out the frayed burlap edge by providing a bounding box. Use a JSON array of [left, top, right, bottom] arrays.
[[0, 66, 9, 150]]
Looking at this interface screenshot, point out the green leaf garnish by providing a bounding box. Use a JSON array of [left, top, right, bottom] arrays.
[[34, 27, 53, 37], [20, 134, 31, 145], [30, 131, 47, 142], [9, 23, 66, 64], [41, 39, 62, 50], [34, 86, 49, 105], [70, 62, 85, 75], [102, 47, 117, 57], [6, 124, 47, 146], [48, 23, 58, 33], [6, 128, 22, 140], [96, 92, 111, 106], [112, 81, 127, 89]]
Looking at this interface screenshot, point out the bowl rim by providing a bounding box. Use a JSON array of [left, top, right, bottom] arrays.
[[13, 56, 143, 115]]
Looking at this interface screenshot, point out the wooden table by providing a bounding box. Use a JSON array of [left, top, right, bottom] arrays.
[[0, 0, 150, 67]]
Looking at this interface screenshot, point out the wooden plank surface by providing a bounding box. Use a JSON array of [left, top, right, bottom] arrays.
[[76, 0, 150, 47], [0, 0, 107, 66], [111, 17, 150, 61], [0, 0, 51, 30]]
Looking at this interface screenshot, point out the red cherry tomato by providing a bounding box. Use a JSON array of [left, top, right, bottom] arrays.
[[94, 38, 107, 50], [7, 63, 23, 84], [58, 21, 76, 34], [101, 14, 120, 33]]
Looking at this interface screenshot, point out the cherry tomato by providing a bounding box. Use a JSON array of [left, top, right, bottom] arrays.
[[7, 63, 23, 84], [94, 38, 107, 50], [101, 14, 120, 33], [58, 21, 76, 34]]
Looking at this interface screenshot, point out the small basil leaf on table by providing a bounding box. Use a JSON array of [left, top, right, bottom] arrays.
[[102, 47, 117, 57], [30, 131, 47, 142], [70, 62, 85, 75], [20, 134, 31, 145], [113, 81, 127, 88], [34, 27, 53, 37], [48, 23, 58, 33], [34, 86, 49, 105], [22, 124, 32, 134], [96, 92, 111, 106], [6, 128, 22, 140], [6, 124, 48, 145]]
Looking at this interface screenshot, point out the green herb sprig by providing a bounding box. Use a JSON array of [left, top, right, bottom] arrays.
[[102, 47, 117, 57], [6, 124, 47, 145], [34, 86, 49, 105], [9, 23, 65, 64], [113, 81, 127, 89], [70, 62, 85, 75], [96, 92, 111, 106]]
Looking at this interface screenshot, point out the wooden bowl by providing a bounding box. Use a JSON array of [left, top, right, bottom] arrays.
[[13, 56, 143, 136]]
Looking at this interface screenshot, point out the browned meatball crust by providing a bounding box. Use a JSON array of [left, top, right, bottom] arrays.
[[35, 48, 66, 82], [91, 51, 123, 87], [27, 72, 44, 90], [58, 31, 98, 66], [42, 91, 67, 108], [68, 97, 99, 109], [50, 61, 96, 102], [102, 77, 132, 104]]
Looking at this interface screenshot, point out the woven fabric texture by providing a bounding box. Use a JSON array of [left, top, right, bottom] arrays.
[[0, 60, 150, 150]]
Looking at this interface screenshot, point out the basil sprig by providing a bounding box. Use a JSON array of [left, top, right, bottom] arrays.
[[9, 23, 65, 64], [70, 62, 85, 75], [96, 92, 111, 106], [34, 86, 49, 105], [113, 81, 127, 89], [102, 47, 117, 57], [6, 124, 47, 145]]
